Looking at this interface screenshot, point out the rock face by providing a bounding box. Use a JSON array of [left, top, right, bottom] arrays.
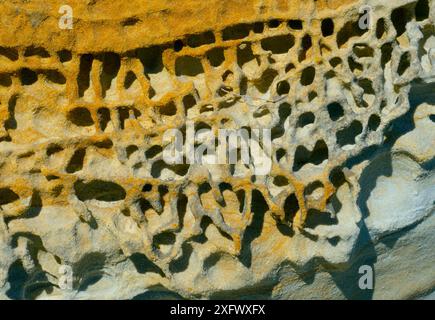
[[0, 0, 434, 300]]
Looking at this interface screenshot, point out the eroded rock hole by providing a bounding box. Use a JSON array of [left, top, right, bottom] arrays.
[[159, 102, 177, 116], [237, 43, 257, 67], [6, 260, 28, 299], [0, 188, 19, 205], [353, 44, 374, 57], [198, 182, 212, 200], [336, 19, 368, 48], [330, 57, 342, 67], [77, 54, 93, 97], [122, 17, 140, 26], [308, 91, 317, 101], [276, 148, 286, 162], [195, 121, 212, 131], [236, 190, 245, 212], [0, 47, 18, 61], [304, 181, 324, 197], [187, 31, 216, 47], [158, 185, 168, 209], [273, 175, 288, 186], [336, 120, 363, 146], [278, 102, 292, 122], [129, 253, 164, 275], [4, 94, 17, 130], [255, 68, 278, 93], [99, 52, 120, 97], [24, 46, 50, 58], [348, 56, 363, 73], [268, 19, 281, 28], [142, 183, 153, 192], [177, 193, 188, 228], [293, 140, 329, 171], [358, 78, 375, 95], [368, 114, 381, 131], [169, 243, 193, 273], [136, 46, 163, 74], [72, 252, 107, 290], [182, 94, 196, 113], [391, 6, 412, 37], [283, 193, 299, 223], [415, 0, 429, 21], [173, 39, 184, 52], [20, 68, 37, 85], [398, 51, 411, 76], [44, 70, 66, 84], [46, 144, 63, 156], [299, 34, 312, 61], [145, 145, 163, 159], [175, 56, 204, 77], [207, 47, 225, 67], [126, 145, 138, 158], [253, 22, 264, 33], [0, 74, 12, 87], [66, 148, 86, 173], [329, 167, 346, 188], [118, 107, 138, 129], [285, 63, 295, 72], [376, 18, 386, 39], [151, 160, 189, 178], [124, 71, 137, 89], [200, 105, 214, 113], [94, 139, 113, 149], [381, 42, 393, 69], [276, 80, 290, 95], [304, 209, 338, 228], [57, 50, 72, 62]]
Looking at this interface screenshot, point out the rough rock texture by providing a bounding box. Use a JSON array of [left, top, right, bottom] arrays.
[[0, 0, 434, 299]]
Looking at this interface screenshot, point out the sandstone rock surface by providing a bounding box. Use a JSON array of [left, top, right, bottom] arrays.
[[0, 0, 434, 299]]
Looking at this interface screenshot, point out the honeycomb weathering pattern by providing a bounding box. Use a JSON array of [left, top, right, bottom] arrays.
[[0, 0, 433, 299]]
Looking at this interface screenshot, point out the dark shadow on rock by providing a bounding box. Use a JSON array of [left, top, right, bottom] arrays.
[[21, 191, 42, 219], [129, 252, 165, 276], [208, 277, 277, 300], [408, 79, 435, 106], [6, 260, 28, 299], [379, 218, 422, 249], [168, 242, 193, 273], [304, 209, 338, 228], [328, 79, 435, 299], [329, 222, 377, 300], [203, 252, 223, 270], [132, 285, 184, 300], [239, 190, 268, 268], [421, 156, 435, 172], [344, 79, 432, 222], [74, 252, 106, 291], [356, 152, 393, 219], [344, 79, 431, 172], [23, 270, 53, 300]]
